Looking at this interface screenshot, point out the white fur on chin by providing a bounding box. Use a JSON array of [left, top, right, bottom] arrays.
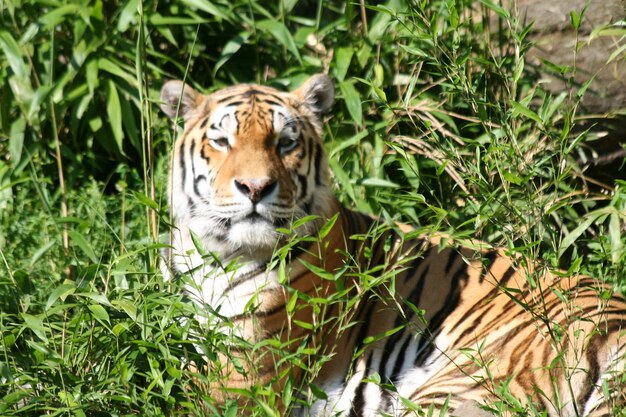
[[228, 218, 279, 253]]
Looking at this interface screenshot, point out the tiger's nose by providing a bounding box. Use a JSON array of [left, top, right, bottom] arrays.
[[233, 178, 278, 203]]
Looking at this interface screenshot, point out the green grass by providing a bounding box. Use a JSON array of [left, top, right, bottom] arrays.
[[1, 0, 625, 415]]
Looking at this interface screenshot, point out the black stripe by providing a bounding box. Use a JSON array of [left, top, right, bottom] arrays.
[[219, 113, 229, 129], [179, 139, 187, 188], [444, 250, 459, 273], [314, 143, 323, 186], [404, 255, 432, 313], [577, 333, 601, 412], [298, 174, 308, 199], [498, 264, 517, 288], [454, 301, 496, 343], [415, 263, 469, 366], [479, 250, 499, 283], [302, 199, 312, 214], [256, 97, 283, 106], [220, 100, 245, 107], [349, 353, 374, 417], [189, 140, 198, 194], [193, 174, 205, 197], [242, 88, 265, 97], [391, 334, 413, 382], [306, 135, 314, 176], [349, 303, 377, 352]]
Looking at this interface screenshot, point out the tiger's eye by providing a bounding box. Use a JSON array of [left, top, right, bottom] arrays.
[[278, 135, 298, 152], [210, 137, 229, 150]]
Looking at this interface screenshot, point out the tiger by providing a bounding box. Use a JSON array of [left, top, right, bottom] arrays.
[[159, 74, 626, 417]]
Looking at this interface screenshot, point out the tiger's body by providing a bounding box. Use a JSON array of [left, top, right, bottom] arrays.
[[160, 74, 626, 416]]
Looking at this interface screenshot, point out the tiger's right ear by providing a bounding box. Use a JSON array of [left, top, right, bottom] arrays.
[[160, 80, 202, 120]]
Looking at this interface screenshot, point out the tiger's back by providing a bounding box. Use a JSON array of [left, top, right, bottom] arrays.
[[311, 234, 626, 416], [160, 74, 626, 416]]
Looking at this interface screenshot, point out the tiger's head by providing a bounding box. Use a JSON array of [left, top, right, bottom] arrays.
[[160, 74, 336, 258]]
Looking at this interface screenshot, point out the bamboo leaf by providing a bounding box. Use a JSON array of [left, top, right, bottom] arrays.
[[0, 31, 29, 79], [558, 216, 596, 258], [256, 19, 301, 63], [9, 118, 25, 166], [339, 80, 362, 126], [88, 305, 110, 325], [46, 284, 77, 310], [105, 80, 125, 156], [68, 230, 98, 264], [179, 0, 229, 20], [214, 32, 250, 75], [511, 100, 543, 125], [333, 47, 353, 82]]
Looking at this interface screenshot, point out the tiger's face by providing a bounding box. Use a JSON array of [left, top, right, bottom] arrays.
[[160, 75, 335, 257]]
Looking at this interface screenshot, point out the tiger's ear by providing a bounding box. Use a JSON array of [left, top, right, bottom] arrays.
[[293, 74, 334, 115], [160, 80, 202, 120]]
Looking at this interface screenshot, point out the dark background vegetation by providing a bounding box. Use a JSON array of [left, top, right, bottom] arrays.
[[0, 0, 624, 415]]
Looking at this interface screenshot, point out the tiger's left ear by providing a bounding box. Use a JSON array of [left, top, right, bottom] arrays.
[[293, 74, 334, 115]]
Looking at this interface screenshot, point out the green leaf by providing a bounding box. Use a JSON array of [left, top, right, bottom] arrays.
[[609, 211, 622, 264], [308, 383, 328, 400], [20, 313, 48, 343], [97, 58, 136, 86], [479, 0, 510, 18], [318, 213, 338, 240], [105, 80, 125, 156], [333, 47, 353, 82], [368, 5, 392, 43], [502, 171, 522, 185], [68, 230, 98, 264], [558, 216, 596, 259], [292, 319, 314, 330], [329, 130, 369, 158], [9, 118, 25, 166], [358, 178, 400, 188], [214, 32, 250, 76], [356, 43, 372, 68], [398, 44, 428, 58], [607, 42, 626, 64], [39, 4, 81, 30], [256, 20, 301, 63], [511, 100, 542, 125], [0, 31, 29, 79], [88, 304, 110, 325], [569, 11, 580, 30], [27, 85, 51, 121], [179, 0, 229, 20], [339, 80, 362, 126], [131, 191, 158, 209], [118, 0, 138, 32], [85, 57, 99, 95], [299, 260, 335, 280], [354, 76, 386, 102], [80, 292, 113, 307], [46, 283, 77, 310], [113, 299, 137, 321]]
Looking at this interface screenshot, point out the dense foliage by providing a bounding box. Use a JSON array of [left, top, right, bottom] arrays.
[[1, 0, 625, 415]]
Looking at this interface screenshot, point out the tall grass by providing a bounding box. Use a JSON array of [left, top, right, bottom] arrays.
[[1, 0, 625, 415]]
